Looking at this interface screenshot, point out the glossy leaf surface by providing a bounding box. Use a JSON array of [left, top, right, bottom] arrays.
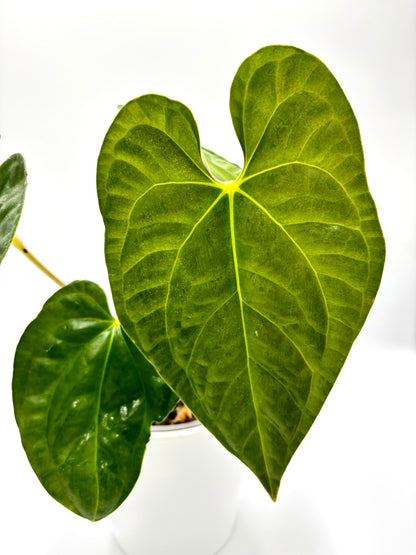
[[13, 281, 177, 520], [97, 45, 385, 499], [0, 153, 26, 263]]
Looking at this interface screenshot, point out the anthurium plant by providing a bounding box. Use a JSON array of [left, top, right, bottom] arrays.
[[5, 45, 385, 521]]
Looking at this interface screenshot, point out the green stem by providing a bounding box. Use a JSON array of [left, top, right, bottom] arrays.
[[12, 235, 65, 288]]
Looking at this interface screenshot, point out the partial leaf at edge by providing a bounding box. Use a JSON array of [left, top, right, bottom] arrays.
[[97, 46, 385, 500], [0, 154, 27, 263], [13, 280, 177, 521]]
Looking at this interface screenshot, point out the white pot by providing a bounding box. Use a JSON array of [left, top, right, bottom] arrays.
[[110, 420, 242, 555]]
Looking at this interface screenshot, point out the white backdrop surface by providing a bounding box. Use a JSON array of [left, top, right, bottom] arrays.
[[0, 1, 415, 553]]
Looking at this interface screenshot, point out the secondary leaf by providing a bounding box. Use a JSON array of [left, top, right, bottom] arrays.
[[97, 45, 385, 499], [13, 280, 177, 521], [0, 153, 27, 263]]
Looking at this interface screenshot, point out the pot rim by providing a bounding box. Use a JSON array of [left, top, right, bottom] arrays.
[[150, 419, 201, 438]]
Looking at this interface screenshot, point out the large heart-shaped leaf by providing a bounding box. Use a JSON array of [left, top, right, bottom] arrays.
[[0, 153, 27, 263], [97, 45, 385, 499], [13, 280, 177, 520]]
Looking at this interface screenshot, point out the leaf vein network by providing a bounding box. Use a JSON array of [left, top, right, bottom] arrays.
[[242, 300, 317, 376], [237, 188, 330, 336], [183, 291, 238, 376], [164, 191, 226, 359]]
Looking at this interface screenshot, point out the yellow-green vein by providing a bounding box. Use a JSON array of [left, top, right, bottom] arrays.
[[92, 324, 117, 521], [164, 191, 226, 361], [237, 188, 330, 339], [228, 190, 273, 494]]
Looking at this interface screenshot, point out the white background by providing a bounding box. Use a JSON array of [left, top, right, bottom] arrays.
[[0, 0, 415, 553]]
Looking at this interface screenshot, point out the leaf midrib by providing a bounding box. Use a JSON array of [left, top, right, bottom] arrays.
[[93, 324, 117, 520], [41, 316, 115, 518], [229, 191, 273, 493]]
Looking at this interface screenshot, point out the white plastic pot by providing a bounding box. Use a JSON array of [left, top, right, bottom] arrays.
[[110, 420, 242, 555]]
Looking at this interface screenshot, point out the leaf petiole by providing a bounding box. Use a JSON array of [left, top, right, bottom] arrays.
[[12, 235, 65, 288]]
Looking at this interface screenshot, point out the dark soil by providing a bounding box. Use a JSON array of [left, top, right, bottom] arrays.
[[153, 401, 196, 426]]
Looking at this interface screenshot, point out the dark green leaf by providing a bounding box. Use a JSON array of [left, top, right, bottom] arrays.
[[13, 280, 177, 521], [0, 153, 26, 263], [97, 46, 385, 499]]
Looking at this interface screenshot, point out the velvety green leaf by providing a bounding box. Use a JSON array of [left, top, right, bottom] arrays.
[[97, 46, 385, 499], [13, 280, 177, 521], [0, 153, 27, 263]]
